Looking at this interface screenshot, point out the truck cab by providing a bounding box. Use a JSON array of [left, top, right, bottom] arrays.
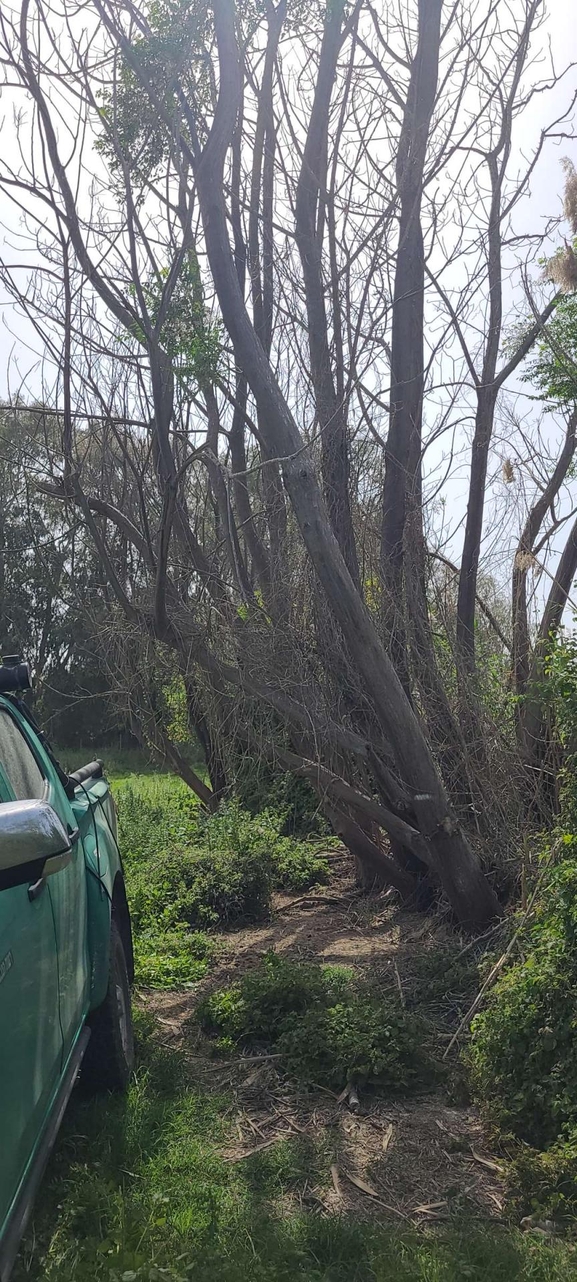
[[0, 663, 134, 1281]]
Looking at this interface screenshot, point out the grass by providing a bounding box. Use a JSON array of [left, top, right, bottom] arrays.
[[13, 1012, 577, 1282], [54, 745, 168, 783], [104, 770, 330, 990], [16, 758, 575, 1278]]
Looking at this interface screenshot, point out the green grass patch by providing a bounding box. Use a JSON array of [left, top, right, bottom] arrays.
[[55, 745, 168, 783], [134, 927, 216, 990], [198, 952, 431, 1092], [112, 781, 330, 988], [13, 1014, 577, 1281]]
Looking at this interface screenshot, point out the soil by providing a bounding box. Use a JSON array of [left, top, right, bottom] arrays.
[[143, 850, 506, 1224]]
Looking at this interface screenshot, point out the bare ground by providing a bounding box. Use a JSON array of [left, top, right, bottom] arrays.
[[143, 850, 505, 1224]]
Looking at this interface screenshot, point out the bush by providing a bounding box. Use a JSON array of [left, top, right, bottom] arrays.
[[469, 856, 577, 1148], [468, 635, 577, 1218], [234, 759, 330, 837], [197, 801, 331, 892], [128, 842, 274, 933], [198, 952, 428, 1091], [114, 782, 330, 987], [507, 1131, 577, 1221]]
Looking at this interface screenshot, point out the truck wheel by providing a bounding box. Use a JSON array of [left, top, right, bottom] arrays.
[[82, 920, 134, 1092]]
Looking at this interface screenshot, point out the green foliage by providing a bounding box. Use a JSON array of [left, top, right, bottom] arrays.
[[540, 634, 577, 831], [468, 632, 577, 1218], [0, 405, 122, 747], [234, 758, 331, 839], [127, 254, 222, 390], [198, 952, 428, 1092], [507, 1131, 577, 1222], [522, 275, 577, 407], [95, 0, 213, 188], [469, 855, 577, 1148], [14, 1015, 577, 1281], [197, 801, 330, 891], [114, 781, 329, 986], [469, 630, 577, 1220], [128, 840, 273, 934], [134, 926, 215, 989]]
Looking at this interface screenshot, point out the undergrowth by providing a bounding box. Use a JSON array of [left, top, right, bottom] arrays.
[[469, 634, 577, 1221], [198, 952, 431, 1092], [469, 851, 577, 1219], [14, 1012, 577, 1281], [114, 779, 330, 988]]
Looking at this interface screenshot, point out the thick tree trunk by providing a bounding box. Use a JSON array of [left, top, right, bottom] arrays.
[[191, 0, 500, 928], [326, 805, 416, 898]]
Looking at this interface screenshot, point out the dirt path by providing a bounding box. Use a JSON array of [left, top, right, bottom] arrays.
[[143, 852, 505, 1224]]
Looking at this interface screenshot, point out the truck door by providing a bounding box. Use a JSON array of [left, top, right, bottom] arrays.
[[0, 709, 62, 1236], [2, 706, 90, 1062]]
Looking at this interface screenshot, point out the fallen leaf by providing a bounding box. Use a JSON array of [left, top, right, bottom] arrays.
[[341, 1169, 408, 1219], [342, 1171, 380, 1198], [470, 1149, 505, 1174], [330, 1164, 342, 1197], [225, 1136, 281, 1162], [382, 1123, 394, 1152]]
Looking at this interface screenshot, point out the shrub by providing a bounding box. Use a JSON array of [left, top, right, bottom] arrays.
[[114, 783, 330, 987], [507, 1130, 577, 1221], [469, 857, 577, 1148], [197, 801, 331, 892], [277, 995, 426, 1091], [198, 952, 428, 1091], [127, 842, 274, 932], [467, 636, 577, 1218], [234, 759, 330, 837]]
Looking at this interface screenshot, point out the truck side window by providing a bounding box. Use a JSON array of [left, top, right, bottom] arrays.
[[0, 709, 45, 800]]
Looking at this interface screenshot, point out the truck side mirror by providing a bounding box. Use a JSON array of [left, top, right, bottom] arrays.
[[0, 800, 72, 892]]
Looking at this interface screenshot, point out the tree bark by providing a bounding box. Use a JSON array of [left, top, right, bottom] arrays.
[[380, 0, 443, 689], [456, 0, 546, 667], [295, 0, 360, 585]]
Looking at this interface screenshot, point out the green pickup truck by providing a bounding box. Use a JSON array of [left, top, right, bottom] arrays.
[[0, 659, 134, 1281]]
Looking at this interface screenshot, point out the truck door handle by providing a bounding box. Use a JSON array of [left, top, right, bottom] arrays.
[[28, 876, 47, 901]]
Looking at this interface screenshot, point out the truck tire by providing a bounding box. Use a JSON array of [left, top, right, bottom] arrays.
[[82, 920, 134, 1092]]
